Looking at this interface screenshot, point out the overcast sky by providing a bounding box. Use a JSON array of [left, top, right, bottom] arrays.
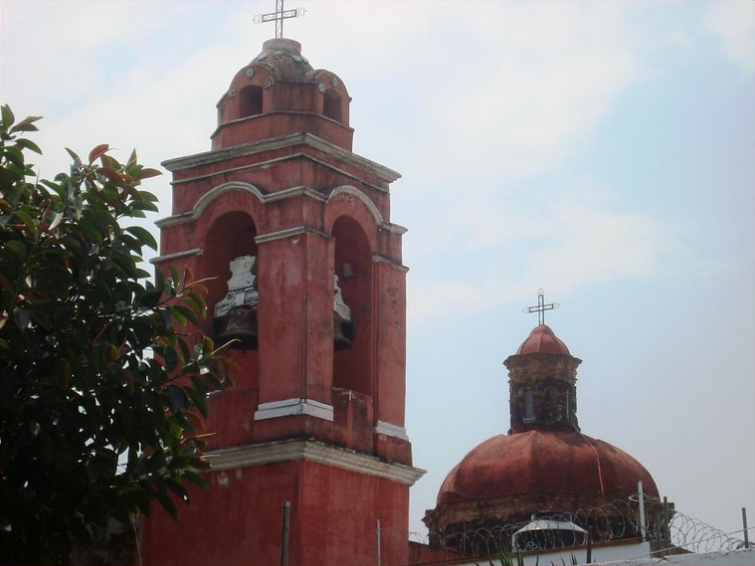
[[2, 0, 753, 541]]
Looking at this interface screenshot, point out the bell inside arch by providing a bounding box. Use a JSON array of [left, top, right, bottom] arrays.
[[333, 274, 353, 350], [214, 255, 259, 351], [334, 317, 354, 351], [218, 306, 258, 351]]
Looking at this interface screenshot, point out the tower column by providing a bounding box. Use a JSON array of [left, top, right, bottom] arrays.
[[253, 228, 335, 415]]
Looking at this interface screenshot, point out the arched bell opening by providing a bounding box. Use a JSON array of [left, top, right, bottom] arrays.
[[239, 85, 264, 118], [323, 90, 343, 123], [203, 211, 260, 389], [331, 215, 372, 397]]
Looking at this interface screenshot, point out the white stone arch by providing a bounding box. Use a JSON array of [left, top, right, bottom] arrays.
[[191, 182, 266, 222], [326, 185, 384, 227]]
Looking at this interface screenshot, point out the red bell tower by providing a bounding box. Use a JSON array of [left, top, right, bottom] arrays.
[[140, 38, 423, 565]]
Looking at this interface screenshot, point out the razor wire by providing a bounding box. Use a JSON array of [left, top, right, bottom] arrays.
[[379, 497, 750, 561]]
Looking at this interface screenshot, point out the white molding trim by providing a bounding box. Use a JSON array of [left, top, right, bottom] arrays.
[[149, 247, 203, 264], [372, 254, 409, 273], [206, 438, 426, 486], [254, 398, 334, 422], [154, 182, 339, 230], [155, 182, 265, 229], [264, 185, 326, 204], [382, 222, 408, 235], [327, 185, 384, 225], [254, 225, 330, 245], [375, 420, 410, 442]]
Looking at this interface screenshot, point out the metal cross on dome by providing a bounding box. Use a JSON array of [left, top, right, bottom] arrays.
[[253, 0, 306, 39], [523, 288, 560, 326]]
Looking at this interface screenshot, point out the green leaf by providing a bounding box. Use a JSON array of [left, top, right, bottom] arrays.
[[125, 226, 158, 251], [155, 487, 178, 520], [167, 385, 185, 414], [188, 457, 211, 471], [10, 115, 42, 133], [15, 137, 43, 155], [168, 305, 187, 327], [64, 147, 81, 162], [4, 145, 25, 167], [1, 104, 14, 130], [165, 478, 189, 503], [14, 210, 37, 236], [5, 240, 28, 260], [169, 265, 179, 286], [183, 469, 209, 490], [155, 268, 166, 293], [185, 385, 208, 417]]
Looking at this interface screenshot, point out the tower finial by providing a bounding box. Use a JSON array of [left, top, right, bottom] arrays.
[[523, 288, 559, 326], [253, 0, 306, 39]]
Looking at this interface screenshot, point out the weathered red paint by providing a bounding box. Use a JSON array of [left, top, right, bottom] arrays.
[[423, 325, 662, 546], [436, 429, 659, 506], [141, 461, 411, 566], [516, 324, 571, 355], [141, 37, 419, 565]]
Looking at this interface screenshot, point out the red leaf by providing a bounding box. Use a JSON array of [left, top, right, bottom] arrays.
[[137, 167, 162, 180], [96, 167, 123, 183], [88, 143, 110, 164]]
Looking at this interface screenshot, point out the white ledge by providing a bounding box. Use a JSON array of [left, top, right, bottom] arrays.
[[149, 247, 203, 264], [206, 438, 426, 486], [254, 225, 330, 245], [375, 420, 410, 441], [254, 398, 334, 422]]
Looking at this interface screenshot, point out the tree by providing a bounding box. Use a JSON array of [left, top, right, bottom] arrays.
[[0, 106, 229, 564]]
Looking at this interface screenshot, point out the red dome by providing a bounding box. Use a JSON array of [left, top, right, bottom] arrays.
[[438, 429, 658, 505], [516, 325, 570, 355]]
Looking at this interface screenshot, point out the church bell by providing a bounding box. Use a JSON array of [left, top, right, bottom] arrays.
[[218, 306, 258, 351], [333, 317, 354, 351]]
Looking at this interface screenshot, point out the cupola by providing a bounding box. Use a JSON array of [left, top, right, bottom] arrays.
[[505, 324, 581, 433], [212, 38, 353, 150]]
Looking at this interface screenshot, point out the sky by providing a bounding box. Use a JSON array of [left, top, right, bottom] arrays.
[[2, 0, 753, 542]]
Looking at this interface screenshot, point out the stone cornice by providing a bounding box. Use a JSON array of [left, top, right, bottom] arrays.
[[205, 438, 426, 486], [149, 247, 203, 265], [253, 398, 334, 421], [372, 254, 409, 273], [254, 225, 331, 245], [162, 132, 401, 185]]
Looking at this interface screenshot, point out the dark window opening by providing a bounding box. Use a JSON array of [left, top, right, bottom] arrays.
[[524, 389, 535, 422], [323, 90, 342, 123], [239, 86, 263, 118]]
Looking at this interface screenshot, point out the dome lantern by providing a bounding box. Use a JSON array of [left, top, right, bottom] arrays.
[[504, 324, 581, 433]]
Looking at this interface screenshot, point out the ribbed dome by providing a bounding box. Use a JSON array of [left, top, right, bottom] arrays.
[[516, 325, 570, 355], [437, 429, 658, 506]]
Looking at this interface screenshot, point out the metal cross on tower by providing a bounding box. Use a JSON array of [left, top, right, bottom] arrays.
[[523, 288, 560, 326], [253, 0, 306, 39]]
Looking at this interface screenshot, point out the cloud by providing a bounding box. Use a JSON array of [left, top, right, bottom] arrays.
[[412, 3, 643, 182], [703, 1, 755, 75], [407, 195, 669, 322], [0, 1, 162, 115]]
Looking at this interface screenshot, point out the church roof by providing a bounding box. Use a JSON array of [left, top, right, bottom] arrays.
[[424, 320, 661, 536], [515, 324, 570, 355], [436, 429, 659, 505]]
